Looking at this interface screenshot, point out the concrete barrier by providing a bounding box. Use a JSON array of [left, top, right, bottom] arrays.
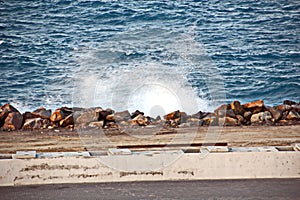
[[0, 151, 299, 186]]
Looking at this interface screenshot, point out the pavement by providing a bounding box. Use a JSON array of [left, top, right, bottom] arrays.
[[1, 179, 299, 200]]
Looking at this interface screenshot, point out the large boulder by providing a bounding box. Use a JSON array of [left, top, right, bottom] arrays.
[[286, 110, 300, 120], [0, 108, 9, 128], [23, 118, 43, 130], [114, 110, 131, 122], [243, 100, 264, 114], [97, 109, 116, 128], [219, 117, 239, 126], [230, 101, 245, 115], [1, 104, 23, 131], [131, 110, 144, 119], [191, 111, 211, 119], [132, 114, 150, 126], [283, 100, 297, 106], [74, 108, 101, 125], [31, 107, 51, 119], [250, 111, 272, 124], [164, 110, 182, 127], [59, 114, 74, 127], [266, 106, 282, 122], [50, 107, 72, 123]]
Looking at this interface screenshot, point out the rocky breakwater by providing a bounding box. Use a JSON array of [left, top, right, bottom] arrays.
[[0, 99, 299, 131]]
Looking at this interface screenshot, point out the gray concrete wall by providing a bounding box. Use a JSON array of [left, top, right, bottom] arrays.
[[0, 152, 299, 186]]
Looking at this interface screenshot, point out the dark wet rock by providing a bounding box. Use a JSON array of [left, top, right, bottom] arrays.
[[230, 101, 245, 116], [250, 111, 272, 124], [131, 110, 144, 119], [0, 108, 9, 128], [266, 106, 282, 122], [31, 107, 51, 119], [97, 109, 116, 128], [1, 104, 23, 131], [286, 110, 300, 120], [283, 100, 297, 106], [191, 111, 211, 119], [114, 110, 131, 122], [59, 114, 74, 127], [219, 117, 239, 126]]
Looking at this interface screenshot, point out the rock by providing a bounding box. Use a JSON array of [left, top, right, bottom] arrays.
[[266, 106, 282, 122], [31, 107, 51, 119], [164, 110, 182, 127], [236, 115, 245, 124], [286, 110, 300, 120], [131, 110, 144, 119], [1, 104, 23, 131], [50, 109, 64, 122], [230, 101, 245, 115], [191, 111, 210, 119], [275, 104, 292, 112], [215, 109, 236, 118], [180, 112, 188, 123], [250, 111, 272, 123], [97, 109, 116, 128], [283, 100, 297, 106], [114, 110, 131, 122], [187, 118, 201, 126], [243, 99, 264, 109], [219, 117, 238, 126], [23, 118, 44, 130], [0, 108, 9, 128], [202, 117, 218, 126], [214, 104, 230, 113], [132, 114, 149, 126], [74, 108, 100, 124], [59, 114, 74, 127]]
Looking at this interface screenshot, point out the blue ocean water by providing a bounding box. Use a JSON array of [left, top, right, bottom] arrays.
[[0, 0, 299, 113]]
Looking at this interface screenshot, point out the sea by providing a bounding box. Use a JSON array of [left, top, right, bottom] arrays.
[[1, 0, 299, 116]]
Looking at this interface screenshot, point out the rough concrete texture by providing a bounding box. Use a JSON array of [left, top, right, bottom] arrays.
[[0, 151, 299, 186]]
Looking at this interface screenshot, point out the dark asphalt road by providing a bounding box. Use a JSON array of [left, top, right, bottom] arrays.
[[1, 179, 299, 200]]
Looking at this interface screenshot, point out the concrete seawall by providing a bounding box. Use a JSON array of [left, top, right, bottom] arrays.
[[0, 151, 299, 186]]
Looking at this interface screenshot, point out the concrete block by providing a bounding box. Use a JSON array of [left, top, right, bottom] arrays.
[[230, 147, 259, 152], [36, 152, 90, 158], [12, 151, 36, 159], [108, 148, 132, 155], [201, 146, 229, 153], [257, 147, 278, 152]]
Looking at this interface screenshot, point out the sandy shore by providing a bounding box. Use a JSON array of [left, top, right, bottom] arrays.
[[1, 125, 299, 154]]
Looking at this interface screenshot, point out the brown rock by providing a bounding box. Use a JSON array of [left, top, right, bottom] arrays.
[[114, 110, 131, 122], [243, 111, 252, 121], [97, 109, 116, 128], [286, 110, 300, 120], [214, 104, 230, 113], [275, 104, 292, 112], [50, 109, 64, 122], [74, 108, 101, 124], [1, 104, 23, 131], [60, 114, 74, 127], [283, 100, 297, 106], [266, 106, 282, 122], [236, 115, 245, 124], [219, 117, 238, 126], [0, 108, 9, 127], [131, 110, 144, 119], [132, 114, 149, 126], [191, 111, 210, 119], [180, 112, 188, 123], [202, 117, 218, 126], [243, 99, 264, 109], [230, 101, 245, 115], [31, 107, 51, 119]]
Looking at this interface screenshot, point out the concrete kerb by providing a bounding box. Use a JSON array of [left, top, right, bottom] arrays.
[[0, 150, 299, 186]]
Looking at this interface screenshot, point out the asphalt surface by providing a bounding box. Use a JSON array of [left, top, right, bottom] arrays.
[[1, 179, 299, 200]]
